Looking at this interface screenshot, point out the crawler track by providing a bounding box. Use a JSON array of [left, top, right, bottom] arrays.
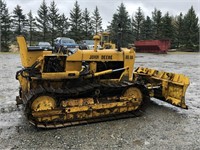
[[23, 81, 148, 128]]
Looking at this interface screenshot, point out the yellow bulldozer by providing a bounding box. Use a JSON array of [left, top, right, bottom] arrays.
[[15, 35, 190, 128]]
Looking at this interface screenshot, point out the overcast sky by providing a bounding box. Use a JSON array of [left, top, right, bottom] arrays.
[[6, 0, 200, 29]]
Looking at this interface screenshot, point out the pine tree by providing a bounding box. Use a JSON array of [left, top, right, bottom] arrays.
[[48, 0, 60, 45], [107, 13, 118, 42], [132, 7, 144, 40], [91, 6, 102, 35], [12, 5, 26, 35], [57, 13, 69, 37], [36, 0, 49, 41], [82, 8, 93, 39], [0, 0, 11, 52], [69, 1, 83, 42], [161, 12, 174, 40], [152, 8, 162, 39], [27, 10, 36, 45], [108, 3, 132, 47], [140, 16, 153, 40], [183, 6, 199, 51], [174, 13, 185, 48]]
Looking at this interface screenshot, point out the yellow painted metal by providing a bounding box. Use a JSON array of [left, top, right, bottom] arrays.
[[32, 98, 140, 121], [16, 35, 190, 127], [89, 62, 97, 73], [17, 36, 52, 68], [99, 32, 116, 49], [93, 35, 100, 52], [32, 109, 62, 122], [32, 109, 62, 117], [61, 98, 94, 107], [85, 69, 113, 78], [30, 89, 144, 122], [17, 36, 135, 81], [33, 105, 137, 122], [134, 67, 190, 108], [122, 87, 143, 109], [17, 74, 29, 93], [123, 49, 135, 81], [41, 71, 80, 79], [83, 66, 128, 79], [65, 62, 82, 71], [31, 96, 56, 111], [119, 69, 129, 81], [65, 101, 134, 113], [66, 49, 82, 61], [82, 49, 124, 61]]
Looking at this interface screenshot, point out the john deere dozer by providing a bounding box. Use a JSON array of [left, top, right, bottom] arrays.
[[15, 35, 190, 128]]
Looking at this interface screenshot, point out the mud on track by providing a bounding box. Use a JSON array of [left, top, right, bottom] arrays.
[[0, 52, 199, 150]]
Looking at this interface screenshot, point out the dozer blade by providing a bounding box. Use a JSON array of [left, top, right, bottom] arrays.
[[134, 67, 190, 109]]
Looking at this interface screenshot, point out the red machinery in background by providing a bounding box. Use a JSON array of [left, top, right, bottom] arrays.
[[134, 40, 171, 53]]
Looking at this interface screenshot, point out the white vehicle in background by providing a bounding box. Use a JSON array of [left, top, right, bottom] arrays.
[[38, 42, 53, 50], [28, 42, 53, 51]]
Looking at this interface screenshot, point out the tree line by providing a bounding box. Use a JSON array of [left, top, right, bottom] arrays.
[[0, 0, 199, 52]]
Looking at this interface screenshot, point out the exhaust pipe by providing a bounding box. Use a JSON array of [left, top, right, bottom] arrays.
[[117, 23, 122, 51], [93, 35, 100, 52]]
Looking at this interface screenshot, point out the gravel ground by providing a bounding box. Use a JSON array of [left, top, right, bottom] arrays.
[[0, 52, 199, 150]]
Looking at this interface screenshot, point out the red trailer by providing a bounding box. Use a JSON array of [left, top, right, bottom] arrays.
[[134, 40, 171, 53]]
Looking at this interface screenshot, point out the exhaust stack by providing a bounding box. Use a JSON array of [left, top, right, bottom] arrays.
[[93, 35, 100, 52]]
